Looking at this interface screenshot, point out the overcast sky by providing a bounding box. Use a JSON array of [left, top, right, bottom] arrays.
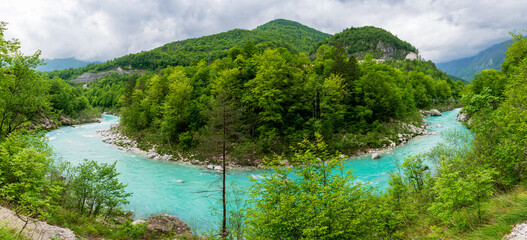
[[1, 0, 526, 63]]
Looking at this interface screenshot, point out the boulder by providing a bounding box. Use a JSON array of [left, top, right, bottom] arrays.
[[372, 153, 381, 159], [58, 115, 73, 125], [457, 112, 470, 122], [214, 165, 223, 171], [428, 109, 442, 116], [436, 124, 443, 128], [147, 214, 191, 235]]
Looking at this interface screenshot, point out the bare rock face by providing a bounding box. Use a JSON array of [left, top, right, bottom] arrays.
[[147, 214, 191, 235]]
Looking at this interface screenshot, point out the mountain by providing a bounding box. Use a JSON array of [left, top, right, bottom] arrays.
[[35, 57, 102, 72], [49, 19, 423, 81], [436, 40, 512, 81], [102, 19, 331, 70], [313, 26, 418, 60]]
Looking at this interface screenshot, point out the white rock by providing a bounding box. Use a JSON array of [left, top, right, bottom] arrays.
[[214, 165, 223, 171], [371, 153, 381, 159], [428, 109, 442, 116], [436, 124, 443, 128], [206, 165, 214, 170], [132, 219, 147, 225]]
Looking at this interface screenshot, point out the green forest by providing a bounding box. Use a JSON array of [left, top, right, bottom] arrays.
[[1, 17, 527, 239]]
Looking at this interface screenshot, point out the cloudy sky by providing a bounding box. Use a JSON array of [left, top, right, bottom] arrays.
[[1, 0, 526, 63]]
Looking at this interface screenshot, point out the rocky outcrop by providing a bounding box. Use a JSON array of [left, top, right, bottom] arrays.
[[0, 206, 76, 240], [147, 214, 191, 235], [371, 152, 381, 159], [72, 67, 146, 83]]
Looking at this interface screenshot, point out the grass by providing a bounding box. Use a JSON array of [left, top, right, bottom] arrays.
[[458, 187, 527, 239], [399, 186, 527, 239], [0, 223, 30, 240]]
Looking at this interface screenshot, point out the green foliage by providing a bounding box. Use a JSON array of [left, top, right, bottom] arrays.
[[0, 131, 57, 219], [69, 159, 131, 218], [314, 26, 418, 60], [111, 220, 148, 240], [471, 69, 508, 98], [0, 22, 49, 137], [429, 157, 495, 227], [245, 135, 380, 239], [0, 223, 30, 240]]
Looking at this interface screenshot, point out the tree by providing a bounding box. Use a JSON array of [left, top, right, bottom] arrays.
[[0, 22, 49, 138], [160, 69, 193, 145], [245, 135, 380, 239], [201, 67, 246, 238], [70, 159, 131, 218], [0, 131, 58, 229]]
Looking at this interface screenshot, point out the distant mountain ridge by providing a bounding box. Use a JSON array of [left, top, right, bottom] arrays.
[[36, 57, 102, 72], [437, 40, 511, 81]]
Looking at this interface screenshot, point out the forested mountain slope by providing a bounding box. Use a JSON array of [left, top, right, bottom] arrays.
[[46, 19, 331, 80], [313, 26, 418, 60], [437, 40, 511, 81]]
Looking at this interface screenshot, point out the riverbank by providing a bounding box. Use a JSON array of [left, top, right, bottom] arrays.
[[97, 124, 252, 171], [95, 109, 449, 170]]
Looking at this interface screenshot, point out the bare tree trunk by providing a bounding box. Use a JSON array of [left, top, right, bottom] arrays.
[[222, 104, 227, 239]]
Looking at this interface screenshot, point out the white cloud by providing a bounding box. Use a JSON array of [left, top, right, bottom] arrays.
[[1, 0, 526, 62]]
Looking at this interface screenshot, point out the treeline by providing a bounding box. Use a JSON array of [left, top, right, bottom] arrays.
[[115, 42, 463, 164]]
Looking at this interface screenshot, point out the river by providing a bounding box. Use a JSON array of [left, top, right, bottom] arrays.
[[47, 108, 467, 232]]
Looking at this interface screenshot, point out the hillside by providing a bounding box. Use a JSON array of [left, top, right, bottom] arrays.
[[437, 40, 511, 81], [313, 26, 418, 60], [96, 19, 331, 71], [48, 20, 426, 82], [35, 57, 102, 72]]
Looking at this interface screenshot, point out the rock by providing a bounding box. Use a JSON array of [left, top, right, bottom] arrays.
[[428, 109, 442, 116], [132, 219, 147, 225], [505, 222, 527, 240], [214, 165, 223, 171], [457, 112, 469, 122], [430, 132, 437, 135], [206, 165, 214, 170], [372, 153, 381, 159], [147, 214, 191, 235], [58, 115, 73, 125], [435, 124, 443, 128]]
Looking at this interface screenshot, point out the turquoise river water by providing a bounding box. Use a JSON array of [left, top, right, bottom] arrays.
[[47, 108, 468, 231]]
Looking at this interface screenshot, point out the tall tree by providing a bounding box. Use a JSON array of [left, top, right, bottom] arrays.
[[200, 67, 246, 238], [0, 22, 48, 138]]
